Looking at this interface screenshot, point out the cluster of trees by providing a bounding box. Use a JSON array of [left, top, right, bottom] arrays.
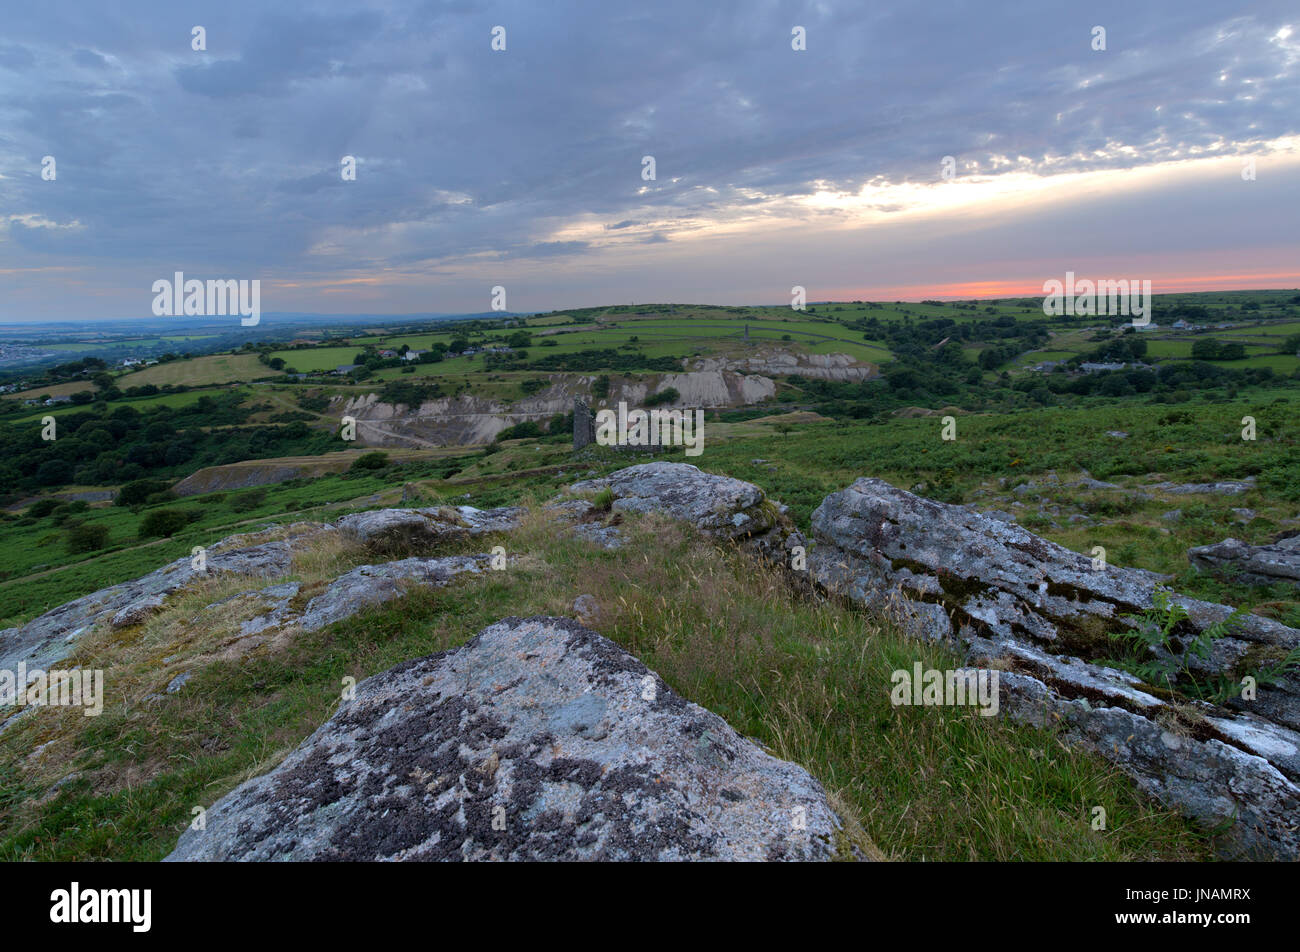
[[482, 349, 529, 368], [1027, 361, 1275, 401], [1070, 333, 1148, 365], [256, 351, 289, 372], [1191, 339, 1247, 361], [850, 313, 1051, 370], [343, 331, 532, 375], [493, 412, 572, 443], [791, 345, 1281, 419], [1, 356, 109, 396], [0, 392, 336, 499]]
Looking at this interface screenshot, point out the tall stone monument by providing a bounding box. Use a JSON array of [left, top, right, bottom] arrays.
[[573, 397, 596, 450]]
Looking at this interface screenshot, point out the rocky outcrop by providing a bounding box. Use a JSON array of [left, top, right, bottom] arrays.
[[341, 392, 567, 447], [297, 555, 492, 632], [0, 505, 520, 677], [165, 616, 844, 862], [810, 478, 1295, 654], [1189, 534, 1300, 587], [0, 523, 330, 675], [545, 498, 625, 550], [1150, 476, 1257, 496], [689, 351, 876, 382], [335, 505, 522, 556], [341, 369, 780, 450], [569, 462, 803, 564], [649, 371, 775, 406], [810, 477, 1300, 859], [966, 635, 1300, 860]]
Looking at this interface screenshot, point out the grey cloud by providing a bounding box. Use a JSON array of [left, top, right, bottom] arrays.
[[0, 0, 1296, 318], [509, 240, 591, 259], [174, 12, 383, 98], [0, 43, 35, 70], [72, 49, 108, 69]]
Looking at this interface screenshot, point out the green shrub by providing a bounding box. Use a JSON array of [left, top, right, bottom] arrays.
[[65, 522, 110, 554], [116, 478, 173, 507], [351, 451, 390, 471], [494, 421, 543, 442], [228, 488, 268, 512], [645, 387, 680, 407], [28, 499, 61, 518], [138, 508, 201, 539]]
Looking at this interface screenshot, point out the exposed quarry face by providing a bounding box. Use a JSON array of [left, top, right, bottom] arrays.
[[340, 391, 546, 447], [688, 350, 878, 381], [335, 369, 778, 448], [333, 349, 872, 450]]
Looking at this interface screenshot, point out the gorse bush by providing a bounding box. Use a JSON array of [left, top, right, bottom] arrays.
[[138, 508, 202, 539], [350, 452, 390, 472], [116, 478, 173, 507], [644, 387, 680, 407], [65, 522, 110, 554], [227, 488, 268, 512]]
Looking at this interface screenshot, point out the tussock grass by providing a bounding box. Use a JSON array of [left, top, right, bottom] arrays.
[[0, 503, 1210, 861]]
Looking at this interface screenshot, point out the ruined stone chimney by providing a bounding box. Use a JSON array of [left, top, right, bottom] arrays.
[[573, 397, 596, 450]]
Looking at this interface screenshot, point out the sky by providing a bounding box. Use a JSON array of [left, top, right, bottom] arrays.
[[1, 0, 1297, 322]]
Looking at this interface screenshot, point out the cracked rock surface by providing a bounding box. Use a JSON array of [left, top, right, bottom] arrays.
[[165, 616, 843, 862], [811, 477, 1300, 858]]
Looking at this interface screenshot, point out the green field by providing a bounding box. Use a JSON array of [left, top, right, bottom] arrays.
[[3, 291, 1300, 864]]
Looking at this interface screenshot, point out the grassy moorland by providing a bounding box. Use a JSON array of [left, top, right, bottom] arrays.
[[1, 291, 1298, 861], [0, 507, 1209, 861]]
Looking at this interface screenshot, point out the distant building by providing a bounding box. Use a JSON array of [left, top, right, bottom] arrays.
[[334, 364, 360, 374], [1171, 319, 1191, 330], [1080, 361, 1127, 373], [378, 349, 398, 359], [1031, 360, 1064, 372], [402, 350, 424, 361]]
